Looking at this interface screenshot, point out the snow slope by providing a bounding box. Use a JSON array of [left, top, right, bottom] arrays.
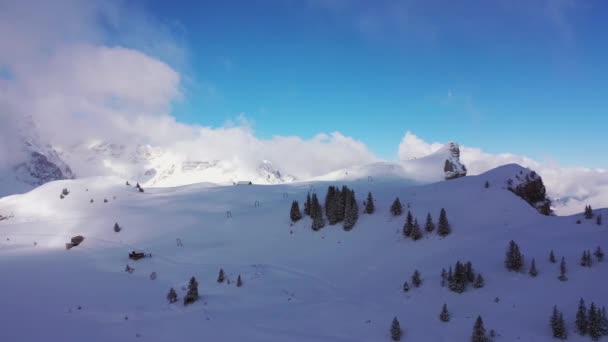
[[0, 164, 606, 341]]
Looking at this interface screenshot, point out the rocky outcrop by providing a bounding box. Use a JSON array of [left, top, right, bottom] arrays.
[[14, 151, 74, 186], [506, 169, 552, 215], [443, 142, 467, 180]]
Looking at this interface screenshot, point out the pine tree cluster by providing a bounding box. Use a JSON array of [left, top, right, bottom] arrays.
[[551, 306, 567, 340], [443, 260, 483, 294], [306, 185, 359, 231], [505, 240, 525, 272], [403, 209, 449, 240], [585, 205, 594, 219], [581, 250, 593, 268], [575, 298, 608, 340]]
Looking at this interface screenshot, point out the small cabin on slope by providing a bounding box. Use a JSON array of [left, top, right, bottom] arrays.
[[234, 181, 253, 185]]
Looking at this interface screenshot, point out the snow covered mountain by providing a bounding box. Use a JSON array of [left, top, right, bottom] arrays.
[[0, 117, 74, 196], [0, 163, 605, 341]]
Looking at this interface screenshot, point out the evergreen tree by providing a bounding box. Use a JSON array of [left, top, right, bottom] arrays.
[[217, 268, 225, 283], [484, 181, 490, 188], [403, 281, 410, 292], [558, 257, 568, 281], [343, 189, 358, 231], [597, 214, 603, 226], [412, 270, 422, 287], [551, 306, 568, 340], [304, 193, 311, 216], [440, 303, 450, 322], [437, 208, 451, 237], [290, 200, 302, 222], [335, 187, 346, 223], [390, 197, 403, 216], [236, 275, 243, 287], [113, 222, 121, 232], [411, 219, 423, 241], [471, 316, 488, 342], [325, 186, 337, 224], [391, 317, 402, 341], [364, 192, 375, 214], [424, 213, 435, 233], [311, 193, 326, 231], [166, 288, 178, 303], [505, 240, 524, 272], [589, 302, 601, 340], [581, 250, 593, 267], [184, 276, 199, 305], [550, 250, 556, 263], [529, 258, 538, 277], [473, 273, 485, 288], [449, 261, 467, 294], [594, 246, 604, 262], [585, 205, 594, 219], [576, 298, 588, 335], [403, 211, 414, 237]]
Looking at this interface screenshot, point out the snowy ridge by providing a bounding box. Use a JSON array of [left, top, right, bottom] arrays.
[[0, 163, 606, 341]]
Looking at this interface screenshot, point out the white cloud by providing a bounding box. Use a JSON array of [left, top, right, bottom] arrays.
[[397, 131, 443, 160], [0, 0, 378, 183], [398, 132, 608, 215]]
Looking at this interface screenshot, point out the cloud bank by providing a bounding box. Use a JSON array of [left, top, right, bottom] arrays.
[[398, 132, 608, 215], [0, 0, 378, 180]]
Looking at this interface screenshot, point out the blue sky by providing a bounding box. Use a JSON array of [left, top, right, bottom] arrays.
[[142, 0, 607, 167]]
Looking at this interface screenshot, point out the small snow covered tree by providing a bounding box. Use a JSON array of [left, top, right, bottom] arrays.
[[441, 268, 447, 287], [290, 200, 302, 222], [585, 205, 594, 219], [411, 219, 422, 241], [505, 240, 524, 272], [167, 288, 178, 303], [440, 303, 450, 322], [364, 192, 375, 214], [412, 270, 422, 287], [391, 317, 402, 341], [403, 211, 414, 237], [594, 246, 604, 262], [403, 281, 410, 292], [576, 298, 588, 335], [597, 214, 603, 226], [184, 276, 199, 305], [473, 273, 485, 288], [437, 208, 451, 237], [390, 197, 403, 216], [551, 306, 568, 340], [581, 250, 593, 267], [304, 193, 312, 216], [558, 257, 568, 281], [471, 316, 488, 342], [217, 268, 225, 283], [484, 181, 490, 188], [237, 274, 243, 287], [550, 250, 556, 263], [425, 213, 435, 233], [588, 302, 601, 340], [113, 222, 121, 232], [529, 258, 538, 277]]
